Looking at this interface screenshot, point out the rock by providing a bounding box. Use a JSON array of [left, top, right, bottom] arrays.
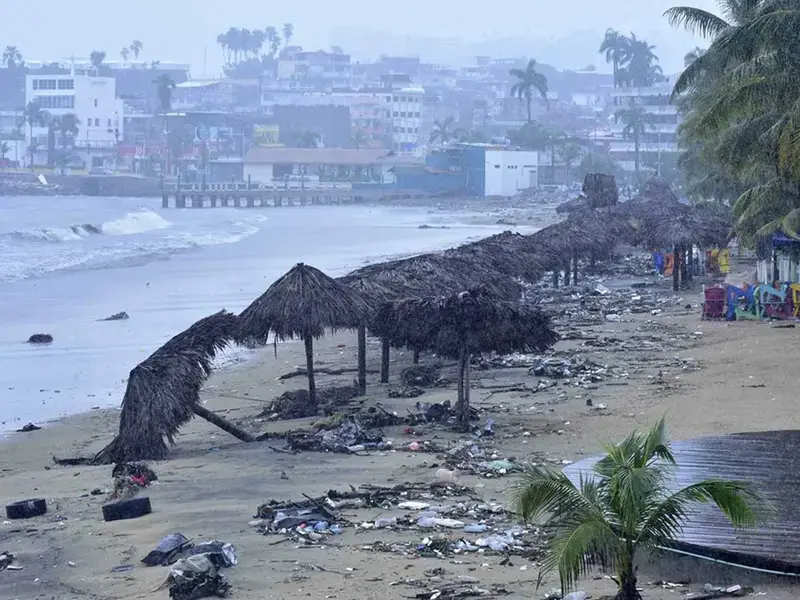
[[27, 334, 53, 344], [99, 311, 129, 321], [17, 423, 41, 432]]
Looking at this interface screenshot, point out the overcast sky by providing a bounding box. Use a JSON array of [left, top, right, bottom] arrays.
[[0, 0, 717, 75]]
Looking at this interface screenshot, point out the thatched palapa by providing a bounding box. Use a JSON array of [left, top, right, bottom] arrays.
[[371, 288, 558, 430], [94, 310, 241, 464], [238, 263, 371, 404], [444, 231, 546, 284]]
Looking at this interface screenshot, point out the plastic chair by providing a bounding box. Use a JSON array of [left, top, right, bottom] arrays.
[[754, 283, 789, 319], [726, 284, 756, 321]]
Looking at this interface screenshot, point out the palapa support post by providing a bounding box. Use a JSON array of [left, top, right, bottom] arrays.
[[380, 338, 390, 383], [193, 404, 254, 443], [589, 251, 596, 270], [413, 349, 420, 364], [673, 244, 681, 292], [357, 324, 367, 396], [551, 270, 559, 288], [684, 246, 693, 283], [563, 262, 571, 286], [572, 250, 579, 284], [304, 335, 316, 405], [456, 345, 468, 431]]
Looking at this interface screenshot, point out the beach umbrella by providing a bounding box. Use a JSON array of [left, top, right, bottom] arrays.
[[444, 230, 546, 284], [237, 263, 371, 406], [93, 310, 248, 464], [371, 288, 558, 431], [336, 274, 409, 394]]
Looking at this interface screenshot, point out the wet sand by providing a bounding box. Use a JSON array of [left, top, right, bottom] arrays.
[[2, 264, 800, 599]]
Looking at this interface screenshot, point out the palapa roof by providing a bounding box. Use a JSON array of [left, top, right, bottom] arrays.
[[370, 288, 558, 359], [93, 310, 238, 463], [238, 262, 372, 343], [336, 274, 410, 314], [444, 231, 546, 284]]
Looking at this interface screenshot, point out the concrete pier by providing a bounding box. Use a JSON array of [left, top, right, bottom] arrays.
[[160, 181, 430, 208]]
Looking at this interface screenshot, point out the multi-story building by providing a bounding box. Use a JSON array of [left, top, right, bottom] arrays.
[[25, 73, 123, 167], [274, 50, 353, 90], [385, 87, 424, 155], [608, 80, 680, 174]]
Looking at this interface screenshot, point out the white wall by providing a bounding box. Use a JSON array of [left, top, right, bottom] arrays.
[[484, 150, 538, 197], [244, 163, 274, 184]]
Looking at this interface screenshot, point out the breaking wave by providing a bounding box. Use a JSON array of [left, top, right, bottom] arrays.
[[3, 209, 171, 243]]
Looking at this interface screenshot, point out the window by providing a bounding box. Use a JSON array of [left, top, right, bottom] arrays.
[[393, 111, 398, 117], [392, 96, 398, 102], [86, 119, 91, 127], [94, 99, 98, 108], [94, 118, 100, 126], [414, 112, 420, 118], [400, 112, 406, 118], [33, 95, 75, 109], [400, 96, 406, 102], [494, 164, 500, 169], [107, 118, 112, 127], [34, 79, 57, 90], [57, 79, 74, 90]]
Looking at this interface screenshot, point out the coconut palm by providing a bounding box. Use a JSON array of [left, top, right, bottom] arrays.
[[265, 26, 280, 57], [509, 59, 549, 123], [89, 50, 106, 73], [683, 46, 706, 67], [0, 141, 10, 165], [23, 101, 49, 167], [625, 34, 662, 87], [615, 100, 658, 182], [514, 418, 765, 600], [153, 74, 176, 112], [217, 33, 229, 63], [429, 116, 457, 145], [599, 29, 630, 88], [282, 22, 294, 46], [2, 46, 23, 69], [120, 47, 130, 63], [130, 40, 143, 59]]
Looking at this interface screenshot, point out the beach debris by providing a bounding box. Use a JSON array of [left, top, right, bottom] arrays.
[[107, 462, 158, 501], [5, 498, 47, 520], [155, 553, 231, 600], [263, 384, 360, 420], [684, 584, 754, 599], [142, 533, 193, 566], [286, 418, 387, 453], [401, 364, 446, 387], [16, 423, 41, 433], [0, 551, 15, 571], [435, 468, 461, 484], [388, 386, 426, 398], [404, 582, 508, 599], [102, 496, 152, 522], [99, 311, 130, 321], [183, 541, 238, 568], [27, 333, 53, 344]]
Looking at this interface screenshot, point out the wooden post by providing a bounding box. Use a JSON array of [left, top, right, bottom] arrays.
[[572, 250, 579, 284], [192, 404, 254, 443], [673, 244, 681, 292], [357, 324, 367, 396], [563, 262, 571, 286], [456, 345, 469, 432], [551, 270, 559, 288], [413, 349, 420, 364], [304, 336, 316, 405], [380, 338, 390, 383]]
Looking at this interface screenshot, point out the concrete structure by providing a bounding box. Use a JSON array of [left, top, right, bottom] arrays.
[[397, 144, 538, 197], [609, 80, 680, 173], [26, 73, 123, 167], [243, 147, 421, 186], [386, 87, 425, 155], [275, 50, 353, 90]]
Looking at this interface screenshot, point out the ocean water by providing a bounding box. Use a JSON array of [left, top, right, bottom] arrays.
[[0, 196, 542, 429]]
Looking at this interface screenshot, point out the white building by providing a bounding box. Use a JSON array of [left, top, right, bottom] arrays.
[[483, 149, 538, 196], [26, 73, 123, 167], [385, 87, 425, 155], [609, 81, 680, 173]]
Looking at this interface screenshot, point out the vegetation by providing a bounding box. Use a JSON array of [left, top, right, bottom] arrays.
[[89, 50, 106, 73], [514, 418, 765, 600], [22, 101, 49, 167], [2, 45, 23, 69], [0, 141, 10, 164], [664, 0, 800, 243], [153, 74, 176, 112], [509, 59, 549, 123], [293, 130, 321, 148], [598, 30, 663, 87], [429, 116, 458, 145], [216, 23, 295, 65], [130, 40, 143, 59], [615, 100, 658, 181]]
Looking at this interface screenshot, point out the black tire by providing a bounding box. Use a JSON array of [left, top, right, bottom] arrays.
[[6, 498, 47, 520], [102, 496, 152, 522]]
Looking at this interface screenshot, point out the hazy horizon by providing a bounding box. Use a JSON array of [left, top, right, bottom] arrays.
[[0, 0, 715, 75]]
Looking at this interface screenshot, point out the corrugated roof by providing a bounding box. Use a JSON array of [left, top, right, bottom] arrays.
[[244, 147, 423, 166], [564, 430, 800, 574]]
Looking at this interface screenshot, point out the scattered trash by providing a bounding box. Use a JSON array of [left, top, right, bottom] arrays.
[[0, 551, 15, 571], [108, 462, 158, 501], [155, 553, 231, 600], [142, 533, 193, 566], [287, 418, 386, 453]]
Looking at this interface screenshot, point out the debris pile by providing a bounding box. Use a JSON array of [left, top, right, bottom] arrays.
[[263, 384, 360, 420], [286, 418, 387, 453], [107, 462, 158, 501]]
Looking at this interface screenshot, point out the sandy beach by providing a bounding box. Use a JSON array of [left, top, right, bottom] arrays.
[[2, 258, 800, 600]]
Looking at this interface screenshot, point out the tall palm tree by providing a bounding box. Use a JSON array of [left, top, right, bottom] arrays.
[[599, 29, 629, 88], [2, 46, 23, 69], [89, 50, 106, 73], [217, 33, 229, 64], [509, 59, 549, 124], [513, 418, 765, 600], [625, 34, 662, 87], [130, 40, 143, 59], [239, 28, 253, 61], [282, 22, 294, 46], [265, 26, 280, 57], [120, 47, 130, 63], [615, 99, 658, 181], [251, 29, 265, 59], [429, 116, 457, 145], [0, 141, 10, 166], [153, 74, 176, 112], [23, 101, 49, 168]]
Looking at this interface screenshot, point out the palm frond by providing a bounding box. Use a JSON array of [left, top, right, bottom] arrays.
[[664, 6, 731, 38]]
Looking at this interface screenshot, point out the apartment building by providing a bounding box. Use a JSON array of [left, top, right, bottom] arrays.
[[26, 73, 123, 167], [385, 87, 425, 155], [275, 50, 354, 90], [609, 80, 680, 174]]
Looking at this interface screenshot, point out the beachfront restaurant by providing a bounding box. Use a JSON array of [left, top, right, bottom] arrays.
[[242, 147, 422, 186], [757, 232, 800, 283]]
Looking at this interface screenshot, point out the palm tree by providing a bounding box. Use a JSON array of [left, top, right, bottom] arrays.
[[240, 28, 253, 61], [23, 101, 49, 168], [615, 100, 657, 182], [130, 40, 143, 59], [153, 74, 176, 112], [295, 130, 321, 148], [217, 33, 229, 64], [331, 45, 344, 55], [120, 47, 130, 63], [251, 29, 265, 59], [429, 116, 457, 145], [265, 26, 280, 57], [350, 129, 369, 149], [282, 22, 294, 46], [625, 34, 662, 87], [2, 46, 23, 69], [557, 142, 583, 183], [89, 50, 106, 73], [599, 29, 629, 88], [509, 59, 549, 124], [513, 418, 765, 600], [56, 113, 80, 146], [683, 46, 706, 67], [225, 27, 240, 63], [0, 141, 10, 167]]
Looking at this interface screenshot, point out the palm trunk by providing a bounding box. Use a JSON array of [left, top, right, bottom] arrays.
[[572, 249, 579, 284], [380, 338, 390, 383], [304, 335, 316, 406], [526, 94, 532, 124], [673, 244, 681, 292], [456, 344, 469, 432], [357, 324, 367, 396], [192, 404, 254, 443], [634, 128, 640, 184], [413, 349, 420, 364], [552, 270, 559, 288], [564, 261, 571, 286], [616, 552, 639, 600]]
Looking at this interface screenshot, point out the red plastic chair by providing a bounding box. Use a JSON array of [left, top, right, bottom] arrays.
[[702, 286, 726, 320]]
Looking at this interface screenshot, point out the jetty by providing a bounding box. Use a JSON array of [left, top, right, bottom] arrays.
[[160, 180, 428, 208]]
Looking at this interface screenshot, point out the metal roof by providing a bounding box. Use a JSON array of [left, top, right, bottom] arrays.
[[244, 147, 423, 166]]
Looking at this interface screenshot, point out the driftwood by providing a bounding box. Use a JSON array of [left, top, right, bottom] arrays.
[[278, 367, 378, 381], [192, 405, 254, 442]]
